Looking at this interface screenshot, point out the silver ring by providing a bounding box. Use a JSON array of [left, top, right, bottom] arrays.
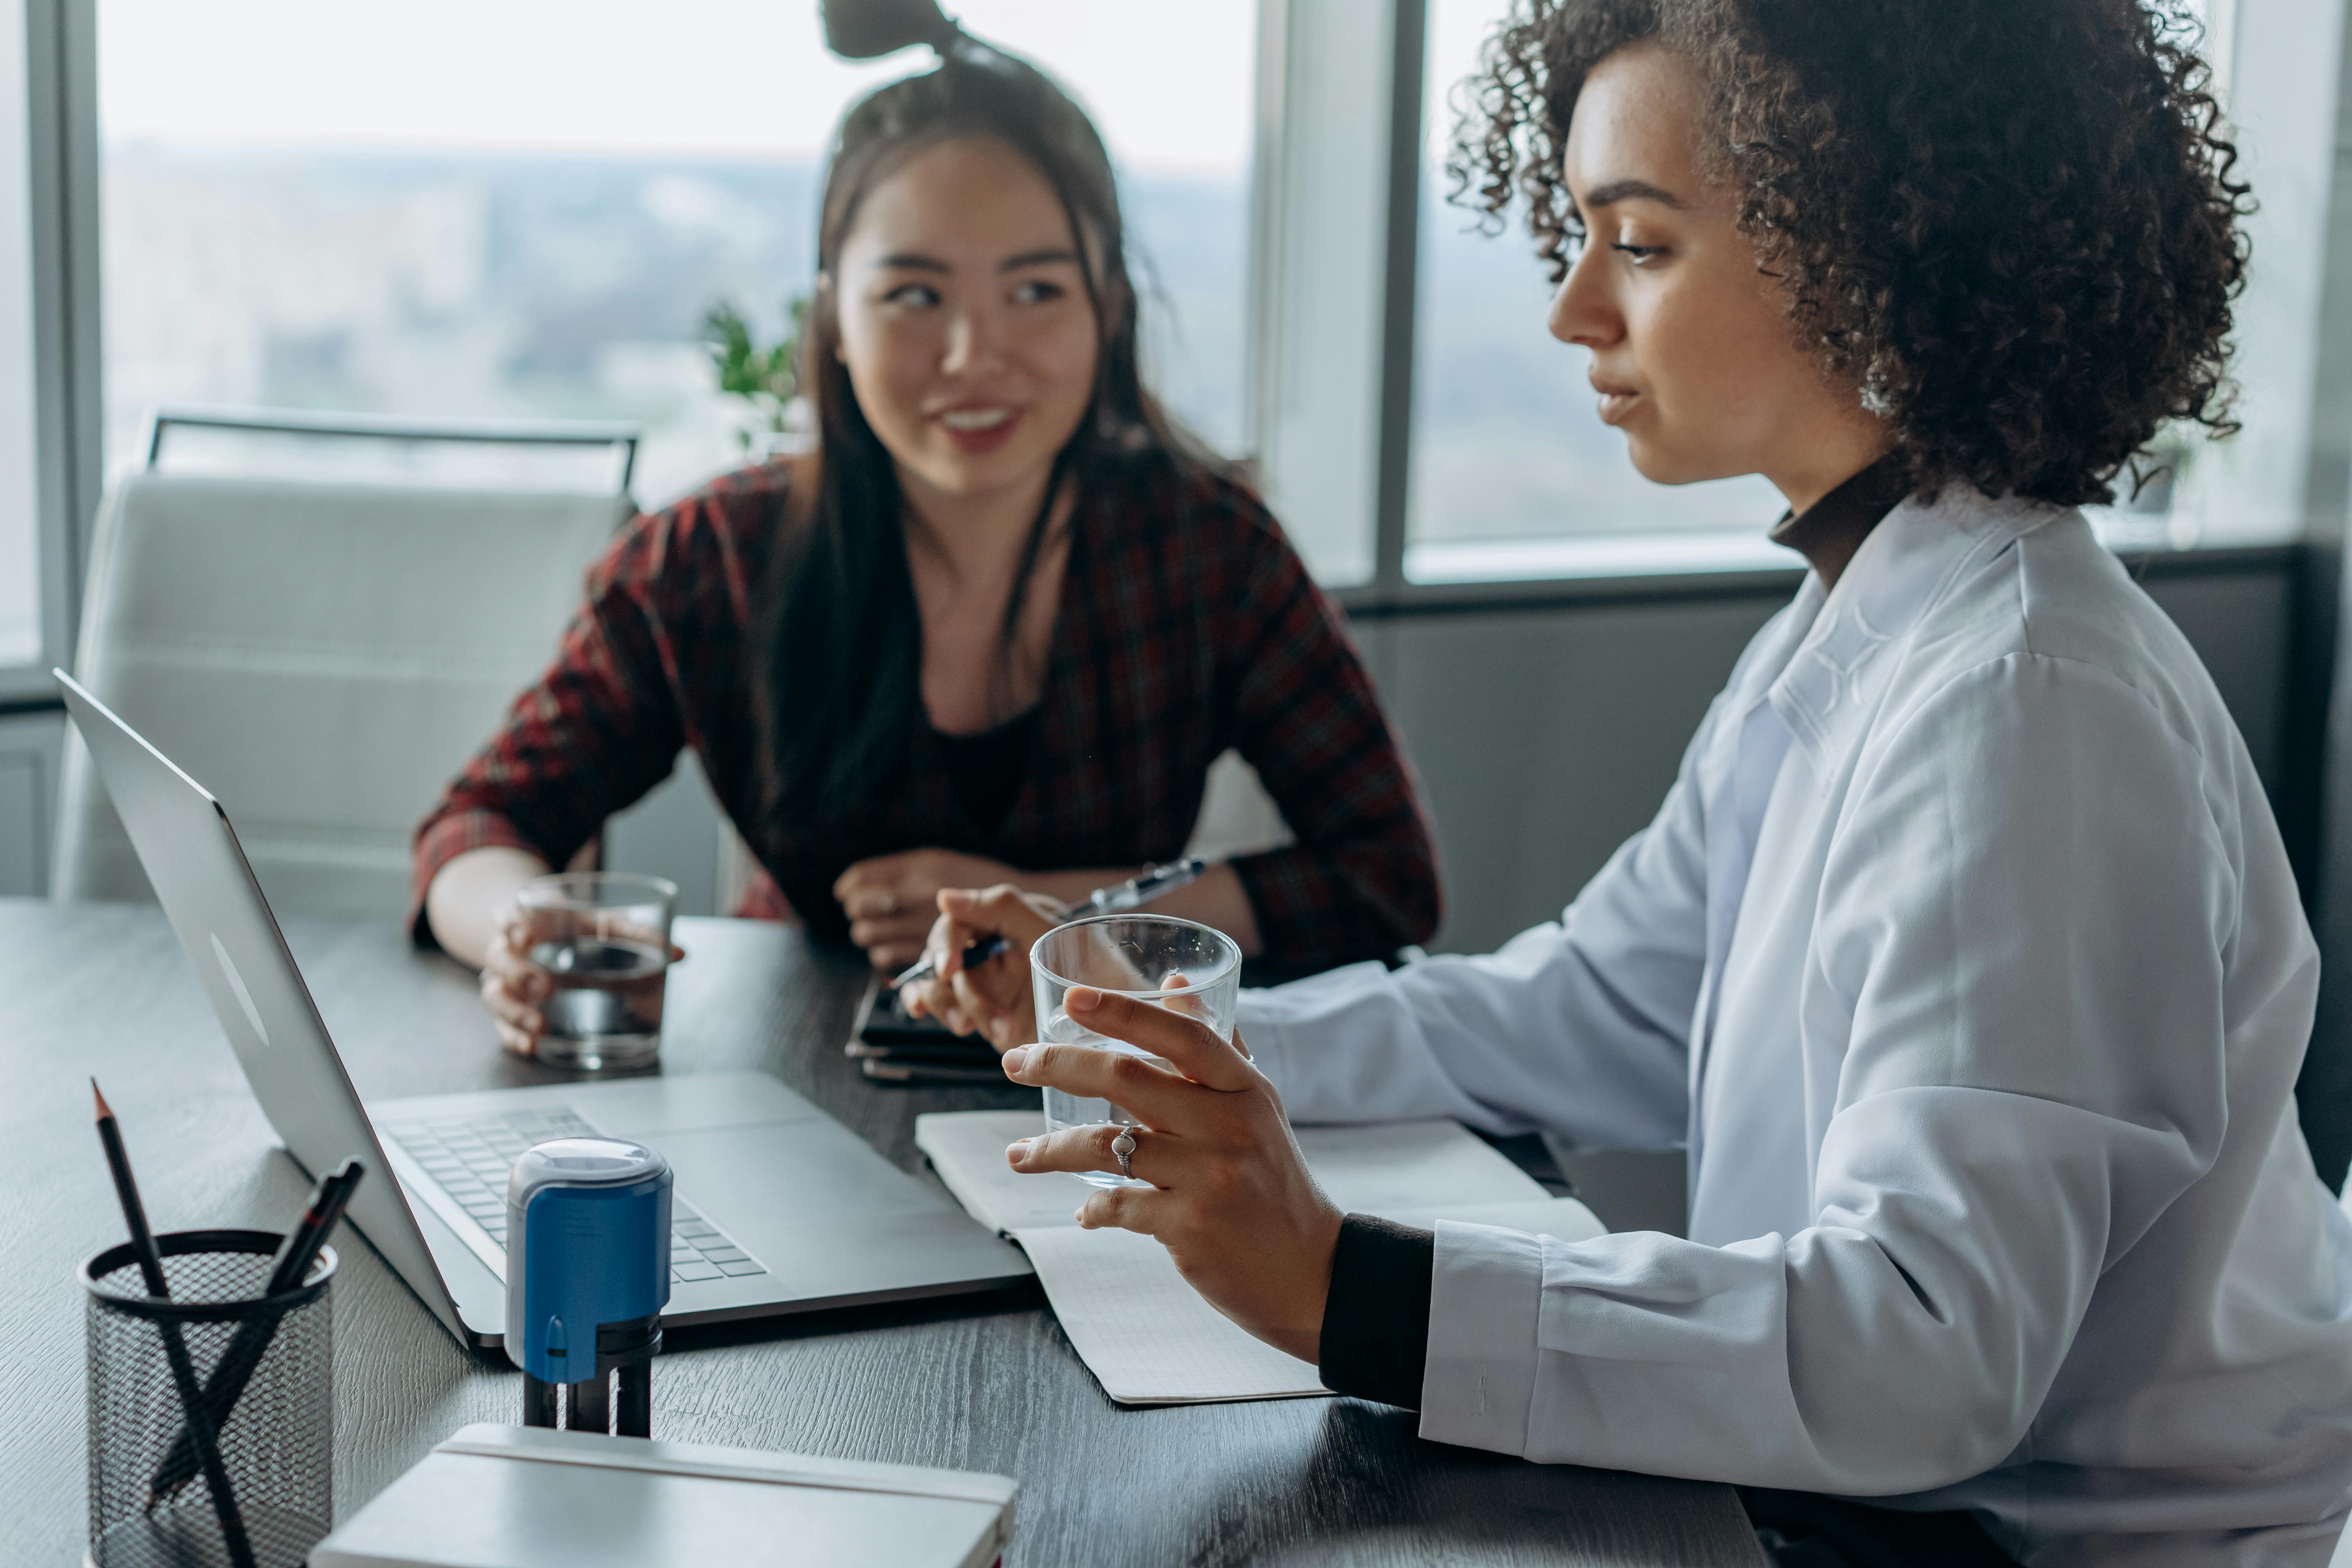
[[1112, 1129, 1137, 1183]]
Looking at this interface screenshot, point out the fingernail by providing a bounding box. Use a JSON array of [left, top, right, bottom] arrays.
[[1068, 986, 1102, 1013], [1001, 1046, 1029, 1074], [1006, 1139, 1031, 1165]]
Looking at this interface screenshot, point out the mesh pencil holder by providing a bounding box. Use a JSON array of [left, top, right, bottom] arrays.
[[81, 1229, 335, 1568]]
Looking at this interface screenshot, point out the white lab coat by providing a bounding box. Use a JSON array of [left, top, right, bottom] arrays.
[[1239, 488, 2352, 1565]]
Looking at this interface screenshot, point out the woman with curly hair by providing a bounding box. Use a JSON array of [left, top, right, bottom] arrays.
[[911, 0, 2352, 1559]]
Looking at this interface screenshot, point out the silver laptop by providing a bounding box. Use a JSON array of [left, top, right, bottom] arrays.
[[58, 671, 1031, 1350]]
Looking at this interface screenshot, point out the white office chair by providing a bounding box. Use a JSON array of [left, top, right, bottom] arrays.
[[54, 409, 639, 918], [1183, 749, 1296, 866]]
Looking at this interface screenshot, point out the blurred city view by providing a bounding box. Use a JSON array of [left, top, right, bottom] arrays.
[[69, 0, 2245, 635], [103, 142, 1249, 511], [1405, 0, 1782, 562], [97, 0, 1257, 512]]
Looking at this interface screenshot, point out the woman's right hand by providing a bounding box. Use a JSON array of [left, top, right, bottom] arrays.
[[480, 906, 687, 1058], [899, 884, 1065, 1052], [480, 907, 554, 1058]]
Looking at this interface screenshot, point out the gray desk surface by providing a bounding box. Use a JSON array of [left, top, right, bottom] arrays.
[[0, 899, 1763, 1566]]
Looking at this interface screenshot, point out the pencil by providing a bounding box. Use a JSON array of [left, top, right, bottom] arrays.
[[92, 1080, 169, 1297], [93, 1081, 257, 1568]]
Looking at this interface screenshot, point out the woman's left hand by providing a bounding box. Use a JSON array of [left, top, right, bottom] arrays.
[[834, 848, 1016, 970], [1000, 986, 1343, 1364]]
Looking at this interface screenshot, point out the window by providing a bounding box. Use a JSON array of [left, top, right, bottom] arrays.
[[1403, 0, 1780, 586], [0, 0, 49, 671], [97, 0, 1256, 510], [1399, 0, 2279, 587]]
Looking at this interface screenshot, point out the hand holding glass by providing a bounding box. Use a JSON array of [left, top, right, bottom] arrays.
[[515, 872, 677, 1071], [1029, 915, 1242, 1187]]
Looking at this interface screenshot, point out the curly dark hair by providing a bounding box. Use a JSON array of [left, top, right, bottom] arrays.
[[1448, 0, 2252, 505]]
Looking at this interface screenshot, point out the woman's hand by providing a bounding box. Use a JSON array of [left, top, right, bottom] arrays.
[[899, 884, 1065, 1050], [999, 987, 1342, 1363], [480, 906, 685, 1060], [835, 848, 1017, 971], [480, 907, 561, 1059]]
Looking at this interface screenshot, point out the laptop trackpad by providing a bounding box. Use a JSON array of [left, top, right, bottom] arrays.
[[651, 1118, 960, 1229]]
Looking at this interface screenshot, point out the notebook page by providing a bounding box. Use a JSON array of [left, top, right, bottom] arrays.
[[1295, 1121, 1549, 1212], [914, 1111, 1552, 1235], [916, 1111, 1097, 1233], [1022, 1196, 1606, 1406], [1016, 1225, 1327, 1405]]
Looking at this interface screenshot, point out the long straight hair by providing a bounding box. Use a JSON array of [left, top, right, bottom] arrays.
[[758, 38, 1220, 833]]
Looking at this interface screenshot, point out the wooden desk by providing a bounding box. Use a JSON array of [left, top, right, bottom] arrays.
[[0, 899, 1762, 1566]]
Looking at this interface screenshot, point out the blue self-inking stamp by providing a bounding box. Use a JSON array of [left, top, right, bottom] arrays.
[[505, 1137, 671, 1437]]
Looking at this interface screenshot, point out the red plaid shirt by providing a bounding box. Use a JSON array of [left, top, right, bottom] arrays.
[[413, 453, 1442, 969]]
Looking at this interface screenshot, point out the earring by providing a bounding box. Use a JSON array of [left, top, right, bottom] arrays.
[[1860, 370, 1895, 418]]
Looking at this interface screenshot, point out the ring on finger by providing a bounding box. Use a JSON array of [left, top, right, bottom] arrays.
[[1112, 1127, 1137, 1183]]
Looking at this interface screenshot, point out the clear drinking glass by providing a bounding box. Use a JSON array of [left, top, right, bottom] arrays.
[[1029, 915, 1243, 1188], [517, 872, 678, 1071]]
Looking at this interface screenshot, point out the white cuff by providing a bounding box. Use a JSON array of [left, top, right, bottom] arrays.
[[1418, 1220, 1546, 1455], [1235, 989, 1290, 1098]]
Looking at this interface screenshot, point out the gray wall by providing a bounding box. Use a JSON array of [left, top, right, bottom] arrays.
[[1361, 594, 1778, 954], [0, 708, 62, 897]]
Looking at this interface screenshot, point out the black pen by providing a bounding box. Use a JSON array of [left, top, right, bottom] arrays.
[[891, 857, 1211, 990], [95, 1082, 255, 1566], [890, 934, 1007, 991], [150, 1158, 365, 1506], [859, 1058, 1014, 1085], [265, 1159, 365, 1296]]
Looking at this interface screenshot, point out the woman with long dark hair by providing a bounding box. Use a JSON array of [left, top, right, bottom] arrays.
[[414, 6, 1439, 1054]]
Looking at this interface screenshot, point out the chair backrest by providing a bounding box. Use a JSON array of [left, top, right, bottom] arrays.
[[56, 469, 632, 916], [1183, 749, 1296, 864]]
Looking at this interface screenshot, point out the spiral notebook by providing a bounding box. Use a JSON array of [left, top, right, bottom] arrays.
[[914, 1111, 1606, 1406]]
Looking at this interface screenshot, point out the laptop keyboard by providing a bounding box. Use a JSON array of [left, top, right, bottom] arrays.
[[378, 1107, 769, 1285]]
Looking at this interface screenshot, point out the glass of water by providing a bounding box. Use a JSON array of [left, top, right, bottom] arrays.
[[1029, 914, 1243, 1188], [516, 872, 678, 1071]]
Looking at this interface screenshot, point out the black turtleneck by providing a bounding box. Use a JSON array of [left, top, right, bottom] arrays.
[[1767, 453, 1910, 591]]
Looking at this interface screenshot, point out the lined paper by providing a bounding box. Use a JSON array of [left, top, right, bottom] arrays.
[[914, 1110, 1608, 1405], [1015, 1225, 1326, 1403]]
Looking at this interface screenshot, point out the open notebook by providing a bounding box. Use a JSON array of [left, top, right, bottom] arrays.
[[915, 1110, 1606, 1406]]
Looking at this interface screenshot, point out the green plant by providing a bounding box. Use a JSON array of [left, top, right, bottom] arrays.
[[704, 295, 809, 449]]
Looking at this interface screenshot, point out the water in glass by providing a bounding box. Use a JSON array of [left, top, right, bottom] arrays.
[[1029, 915, 1243, 1189], [517, 872, 676, 1071]]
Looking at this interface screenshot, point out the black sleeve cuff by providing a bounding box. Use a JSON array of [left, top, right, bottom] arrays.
[[1317, 1214, 1437, 1409]]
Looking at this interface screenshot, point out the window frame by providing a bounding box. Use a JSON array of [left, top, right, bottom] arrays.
[[0, 0, 98, 708]]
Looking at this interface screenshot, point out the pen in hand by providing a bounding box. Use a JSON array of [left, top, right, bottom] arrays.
[[890, 858, 1210, 990], [891, 934, 1007, 992]]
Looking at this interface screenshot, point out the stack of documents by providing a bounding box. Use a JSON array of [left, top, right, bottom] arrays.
[[915, 1111, 1605, 1405], [310, 1425, 1017, 1568]]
